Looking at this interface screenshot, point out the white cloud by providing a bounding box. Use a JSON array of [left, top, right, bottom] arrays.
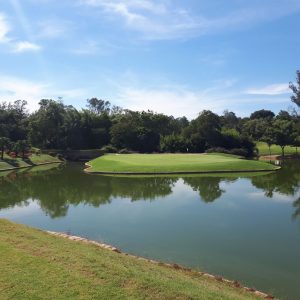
[[12, 41, 41, 53], [0, 13, 10, 43], [80, 0, 200, 39], [245, 84, 290, 95], [249, 191, 296, 203], [115, 85, 233, 119], [37, 20, 70, 39], [80, 0, 300, 40], [0, 76, 87, 111], [0, 76, 49, 111], [70, 39, 124, 55], [0, 11, 42, 53]]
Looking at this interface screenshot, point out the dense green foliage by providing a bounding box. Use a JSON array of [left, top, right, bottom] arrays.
[[1, 71, 300, 156], [87, 153, 278, 174]]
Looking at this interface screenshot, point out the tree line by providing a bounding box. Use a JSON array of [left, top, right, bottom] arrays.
[[1, 71, 300, 158]]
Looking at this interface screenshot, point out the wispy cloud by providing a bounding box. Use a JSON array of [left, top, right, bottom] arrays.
[[0, 10, 42, 53], [79, 0, 300, 40], [245, 83, 290, 95], [12, 41, 41, 53], [113, 80, 237, 118], [0, 13, 10, 43], [37, 19, 71, 39], [0, 76, 87, 111], [0, 76, 49, 111], [70, 39, 125, 55]]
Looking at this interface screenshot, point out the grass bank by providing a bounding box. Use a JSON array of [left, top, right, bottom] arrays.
[[0, 219, 267, 300], [256, 142, 297, 156], [86, 153, 278, 174], [0, 154, 62, 172]]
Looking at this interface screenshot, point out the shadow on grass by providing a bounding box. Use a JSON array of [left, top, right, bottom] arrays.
[[23, 158, 35, 166], [0, 157, 35, 168], [1, 158, 20, 167]]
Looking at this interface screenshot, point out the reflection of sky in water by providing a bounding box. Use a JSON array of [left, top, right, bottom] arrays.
[[1, 199, 39, 217], [0, 162, 300, 299]]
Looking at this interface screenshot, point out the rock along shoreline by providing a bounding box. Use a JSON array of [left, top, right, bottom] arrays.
[[47, 230, 276, 300]]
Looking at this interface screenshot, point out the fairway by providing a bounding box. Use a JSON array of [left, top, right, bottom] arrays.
[[256, 142, 298, 156], [87, 153, 278, 174]]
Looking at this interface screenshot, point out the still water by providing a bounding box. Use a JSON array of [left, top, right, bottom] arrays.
[[0, 161, 300, 299]]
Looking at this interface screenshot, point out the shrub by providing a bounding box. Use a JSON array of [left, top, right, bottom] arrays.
[[56, 153, 64, 160], [206, 147, 250, 157], [101, 145, 118, 153], [118, 148, 131, 154]]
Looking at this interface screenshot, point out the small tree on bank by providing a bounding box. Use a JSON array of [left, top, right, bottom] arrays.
[[292, 136, 300, 154], [261, 127, 275, 156], [273, 119, 294, 157], [14, 140, 31, 159], [0, 137, 10, 160]]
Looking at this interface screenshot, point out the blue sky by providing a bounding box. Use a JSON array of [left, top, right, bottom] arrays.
[[0, 0, 299, 118]]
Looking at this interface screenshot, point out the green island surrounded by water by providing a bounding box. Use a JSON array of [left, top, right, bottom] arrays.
[[86, 153, 279, 174]]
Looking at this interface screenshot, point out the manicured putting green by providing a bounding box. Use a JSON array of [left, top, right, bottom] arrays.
[[87, 153, 278, 174]]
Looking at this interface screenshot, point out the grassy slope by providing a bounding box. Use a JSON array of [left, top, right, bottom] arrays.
[[0, 219, 261, 300], [0, 154, 61, 171], [88, 153, 277, 173], [256, 142, 297, 156]]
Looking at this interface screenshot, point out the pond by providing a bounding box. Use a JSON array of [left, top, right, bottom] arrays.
[[0, 161, 300, 299]]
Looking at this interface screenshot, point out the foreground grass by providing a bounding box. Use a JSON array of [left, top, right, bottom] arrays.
[[256, 142, 298, 156], [0, 219, 261, 300], [87, 153, 278, 174], [0, 154, 61, 171]]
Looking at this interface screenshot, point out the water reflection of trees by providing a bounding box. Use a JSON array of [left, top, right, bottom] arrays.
[[183, 177, 236, 203], [250, 160, 300, 220], [1, 160, 299, 219], [0, 163, 234, 218], [293, 198, 300, 220], [0, 164, 177, 218]]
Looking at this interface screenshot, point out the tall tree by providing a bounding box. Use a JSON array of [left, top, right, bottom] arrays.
[[222, 110, 239, 129], [250, 109, 275, 120], [28, 99, 67, 149], [273, 119, 294, 157], [86, 98, 111, 114], [187, 110, 222, 150], [14, 140, 30, 159], [289, 70, 300, 108], [261, 127, 275, 156]]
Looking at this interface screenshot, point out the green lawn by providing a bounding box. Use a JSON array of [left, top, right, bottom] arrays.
[[87, 153, 278, 174], [0, 219, 263, 300], [256, 142, 298, 156], [0, 154, 61, 171]]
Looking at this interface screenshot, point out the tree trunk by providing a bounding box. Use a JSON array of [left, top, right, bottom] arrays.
[[1, 149, 3, 160], [281, 146, 285, 158]]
